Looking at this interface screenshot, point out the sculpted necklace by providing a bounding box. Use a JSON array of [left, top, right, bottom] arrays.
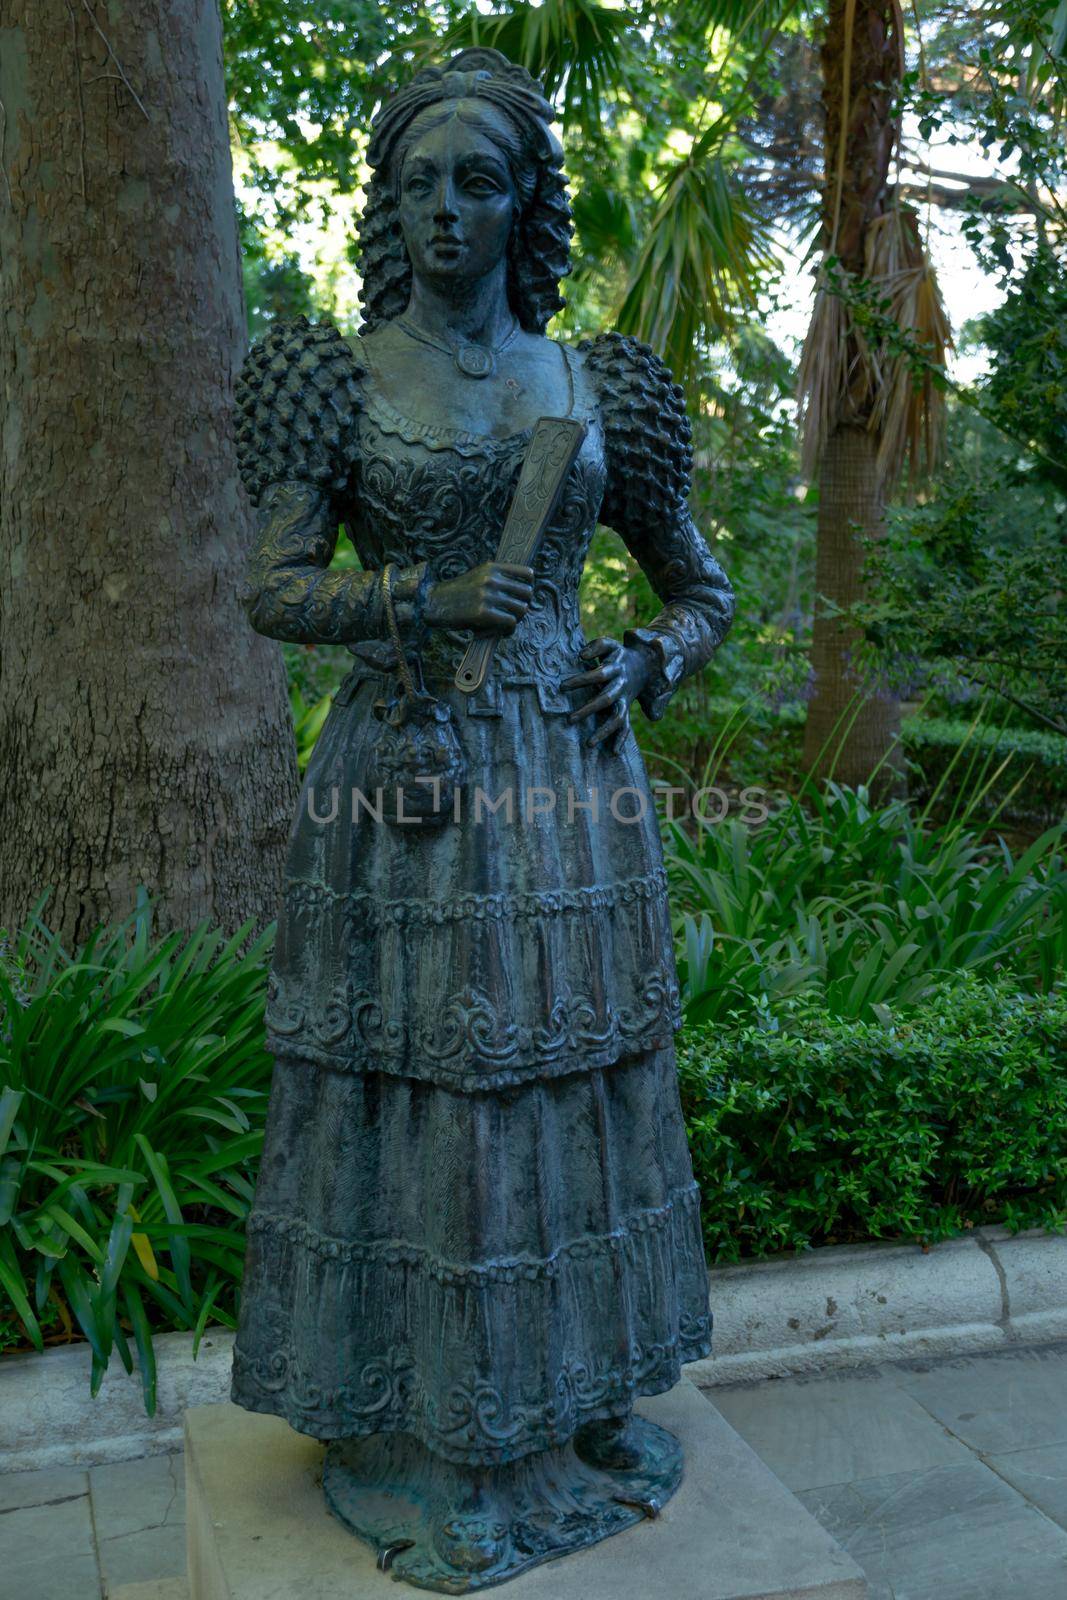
[[396, 313, 520, 380]]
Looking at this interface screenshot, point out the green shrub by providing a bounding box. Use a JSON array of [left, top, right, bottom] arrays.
[[902, 714, 1067, 825], [667, 784, 1066, 1026], [678, 975, 1067, 1264], [0, 896, 273, 1409]]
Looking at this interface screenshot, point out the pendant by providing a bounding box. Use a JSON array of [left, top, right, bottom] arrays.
[[455, 344, 494, 379]]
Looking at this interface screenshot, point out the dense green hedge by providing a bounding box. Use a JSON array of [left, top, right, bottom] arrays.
[[678, 974, 1067, 1264], [644, 696, 1067, 821], [901, 715, 1067, 823]]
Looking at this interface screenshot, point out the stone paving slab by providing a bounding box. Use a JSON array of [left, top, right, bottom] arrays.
[[91, 1451, 187, 1596], [2, 1488, 101, 1599], [985, 1442, 1067, 1532], [111, 1578, 191, 1599], [712, 1371, 972, 1492], [891, 1343, 1067, 1454], [99, 1520, 189, 1594], [91, 1453, 186, 1542], [797, 1460, 1067, 1600], [0, 1462, 88, 1514]]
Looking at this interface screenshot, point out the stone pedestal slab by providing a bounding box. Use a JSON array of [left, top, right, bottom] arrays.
[[185, 1380, 866, 1600]]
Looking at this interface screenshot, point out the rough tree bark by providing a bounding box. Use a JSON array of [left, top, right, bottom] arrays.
[[804, 427, 897, 781], [0, 0, 298, 948], [802, 0, 905, 791]]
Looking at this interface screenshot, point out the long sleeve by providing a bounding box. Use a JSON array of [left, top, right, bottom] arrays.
[[233, 316, 430, 648], [579, 332, 735, 721], [241, 481, 432, 646]]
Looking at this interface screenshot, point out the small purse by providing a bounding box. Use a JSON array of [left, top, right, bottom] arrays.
[[363, 563, 468, 828]]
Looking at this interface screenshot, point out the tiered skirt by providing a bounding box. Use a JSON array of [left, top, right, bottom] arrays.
[[232, 672, 712, 1466]]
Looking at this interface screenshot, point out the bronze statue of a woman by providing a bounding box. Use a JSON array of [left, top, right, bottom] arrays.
[[230, 46, 734, 1592]]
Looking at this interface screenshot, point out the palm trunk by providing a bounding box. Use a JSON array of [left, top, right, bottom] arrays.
[[0, 0, 298, 949], [802, 0, 905, 792], [803, 427, 901, 784]]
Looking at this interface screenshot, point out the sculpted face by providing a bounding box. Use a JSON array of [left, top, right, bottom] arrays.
[[397, 113, 519, 287]]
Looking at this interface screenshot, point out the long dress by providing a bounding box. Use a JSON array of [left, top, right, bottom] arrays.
[[230, 315, 733, 1472]]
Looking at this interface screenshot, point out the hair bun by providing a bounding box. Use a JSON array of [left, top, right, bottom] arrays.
[[443, 47, 514, 77]]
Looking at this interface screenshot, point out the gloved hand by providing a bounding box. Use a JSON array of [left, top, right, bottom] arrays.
[[560, 636, 653, 753], [423, 562, 535, 634]]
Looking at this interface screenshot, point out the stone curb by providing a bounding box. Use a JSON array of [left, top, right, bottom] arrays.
[[0, 1328, 236, 1475], [2, 1228, 1064, 1473], [688, 1226, 1067, 1389]]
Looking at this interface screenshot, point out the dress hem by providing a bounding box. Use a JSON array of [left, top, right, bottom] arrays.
[[230, 1334, 713, 1467]]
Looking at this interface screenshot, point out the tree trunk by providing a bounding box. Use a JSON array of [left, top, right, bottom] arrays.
[[802, 427, 901, 786], [803, 0, 905, 792], [0, 0, 298, 949]]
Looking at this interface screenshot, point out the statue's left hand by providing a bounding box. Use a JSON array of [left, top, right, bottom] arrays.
[[561, 637, 652, 754]]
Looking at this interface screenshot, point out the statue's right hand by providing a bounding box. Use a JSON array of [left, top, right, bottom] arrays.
[[423, 561, 534, 635]]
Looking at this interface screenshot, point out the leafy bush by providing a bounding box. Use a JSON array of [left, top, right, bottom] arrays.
[[0, 896, 273, 1409], [667, 784, 1066, 1026], [289, 679, 334, 774], [678, 975, 1067, 1263], [902, 714, 1067, 825]]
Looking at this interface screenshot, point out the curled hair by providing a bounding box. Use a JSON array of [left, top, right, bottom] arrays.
[[357, 48, 573, 334]]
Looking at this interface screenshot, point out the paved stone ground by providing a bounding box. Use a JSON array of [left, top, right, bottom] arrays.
[[3, 1340, 1066, 1598], [715, 1339, 1067, 1600], [1, 1450, 185, 1598]]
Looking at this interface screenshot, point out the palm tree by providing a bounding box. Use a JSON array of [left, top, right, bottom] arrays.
[[447, 0, 949, 793], [795, 0, 948, 789]]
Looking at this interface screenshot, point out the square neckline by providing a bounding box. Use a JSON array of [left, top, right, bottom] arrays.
[[351, 332, 594, 454]]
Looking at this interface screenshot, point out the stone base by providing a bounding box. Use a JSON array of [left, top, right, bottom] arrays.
[[185, 1381, 866, 1599]]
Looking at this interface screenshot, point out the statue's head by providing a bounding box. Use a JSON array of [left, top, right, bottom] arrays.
[[358, 48, 573, 333]]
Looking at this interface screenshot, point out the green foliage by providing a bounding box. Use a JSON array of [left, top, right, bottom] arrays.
[[903, 714, 1067, 826], [616, 153, 774, 379], [0, 897, 273, 1403], [678, 974, 1067, 1263], [223, 0, 422, 194], [289, 681, 335, 774], [666, 783, 1066, 1026], [857, 406, 1067, 738], [439, 0, 639, 127], [980, 245, 1067, 489], [244, 252, 323, 341]]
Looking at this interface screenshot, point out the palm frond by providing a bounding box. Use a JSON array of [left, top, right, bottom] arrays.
[[797, 207, 952, 486], [616, 155, 775, 381], [674, 0, 809, 38], [437, 0, 636, 128]]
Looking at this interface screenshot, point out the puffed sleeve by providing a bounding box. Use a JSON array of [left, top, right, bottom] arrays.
[[233, 316, 432, 646], [578, 331, 735, 721]]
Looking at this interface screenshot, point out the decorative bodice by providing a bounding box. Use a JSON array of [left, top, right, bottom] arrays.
[[342, 341, 606, 713], [234, 316, 735, 727]]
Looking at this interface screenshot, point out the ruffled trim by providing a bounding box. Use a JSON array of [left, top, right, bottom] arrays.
[[246, 1183, 701, 1286], [354, 336, 598, 460], [267, 866, 683, 1089], [361, 389, 538, 458], [265, 966, 683, 1092]]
